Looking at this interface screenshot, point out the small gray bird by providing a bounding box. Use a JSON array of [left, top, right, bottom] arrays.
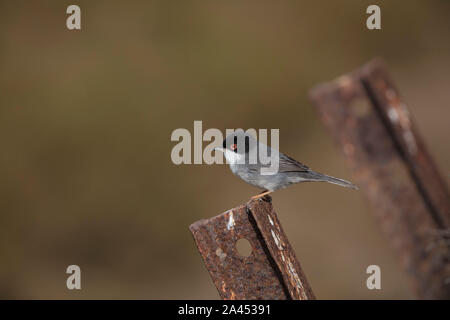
[[215, 129, 357, 199]]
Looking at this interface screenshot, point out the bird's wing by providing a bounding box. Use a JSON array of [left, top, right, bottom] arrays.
[[278, 153, 310, 172]]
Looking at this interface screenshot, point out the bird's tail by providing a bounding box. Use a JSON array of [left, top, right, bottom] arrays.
[[304, 171, 358, 190]]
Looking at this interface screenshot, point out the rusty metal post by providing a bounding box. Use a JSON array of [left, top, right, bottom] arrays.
[[189, 196, 315, 300], [309, 58, 450, 299]]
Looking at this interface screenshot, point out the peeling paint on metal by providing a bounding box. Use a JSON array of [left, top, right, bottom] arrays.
[[215, 247, 227, 261], [227, 210, 235, 231], [387, 107, 399, 123], [403, 130, 417, 155], [287, 259, 307, 299], [268, 215, 274, 226], [271, 229, 283, 251]]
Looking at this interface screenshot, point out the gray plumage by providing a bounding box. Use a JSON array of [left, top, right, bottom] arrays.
[[216, 129, 358, 193]]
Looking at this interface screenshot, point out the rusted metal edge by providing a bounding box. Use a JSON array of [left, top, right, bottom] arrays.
[[359, 60, 450, 229], [189, 196, 315, 300], [309, 58, 450, 299], [247, 198, 315, 299]]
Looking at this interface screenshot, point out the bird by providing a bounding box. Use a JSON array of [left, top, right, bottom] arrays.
[[214, 129, 358, 199]]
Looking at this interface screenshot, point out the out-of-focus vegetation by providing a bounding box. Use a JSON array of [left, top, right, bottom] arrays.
[[0, 1, 449, 298]]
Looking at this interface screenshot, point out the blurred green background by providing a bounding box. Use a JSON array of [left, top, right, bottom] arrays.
[[0, 0, 449, 299]]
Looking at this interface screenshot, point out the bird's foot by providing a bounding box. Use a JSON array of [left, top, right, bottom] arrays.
[[251, 190, 272, 201]]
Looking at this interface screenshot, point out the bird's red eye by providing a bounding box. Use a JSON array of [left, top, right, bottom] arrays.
[[231, 144, 237, 151]]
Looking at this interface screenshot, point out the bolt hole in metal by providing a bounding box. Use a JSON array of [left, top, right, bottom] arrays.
[[236, 238, 253, 257]]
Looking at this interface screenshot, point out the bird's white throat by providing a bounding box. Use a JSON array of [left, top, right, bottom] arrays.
[[220, 148, 244, 165]]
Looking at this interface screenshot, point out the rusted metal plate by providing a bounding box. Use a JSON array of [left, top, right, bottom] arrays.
[[309, 58, 450, 299], [189, 196, 315, 300], [361, 64, 450, 229]]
